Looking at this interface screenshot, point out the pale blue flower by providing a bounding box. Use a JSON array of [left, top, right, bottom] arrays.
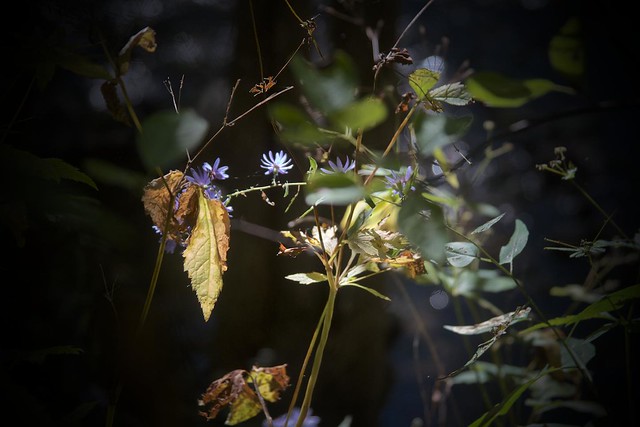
[[260, 150, 294, 175]]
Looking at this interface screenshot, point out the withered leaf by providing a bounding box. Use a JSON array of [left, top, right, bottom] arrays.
[[183, 190, 231, 321], [100, 80, 130, 126], [141, 170, 187, 240], [249, 76, 276, 96], [277, 243, 307, 257], [117, 26, 157, 76], [199, 365, 289, 425]]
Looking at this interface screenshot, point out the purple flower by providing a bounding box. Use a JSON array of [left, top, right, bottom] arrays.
[[187, 164, 223, 200], [204, 157, 229, 180], [264, 407, 320, 427], [260, 150, 294, 176], [152, 225, 178, 254], [320, 156, 356, 174], [385, 165, 416, 196], [186, 164, 211, 187]]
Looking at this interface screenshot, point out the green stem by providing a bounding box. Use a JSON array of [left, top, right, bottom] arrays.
[[570, 181, 628, 239], [295, 285, 337, 427], [446, 225, 598, 395], [106, 179, 175, 427], [225, 181, 306, 201], [285, 305, 327, 427]]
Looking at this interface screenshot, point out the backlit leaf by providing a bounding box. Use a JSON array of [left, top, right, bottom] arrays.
[[183, 190, 231, 322], [499, 219, 529, 266], [409, 68, 441, 99], [285, 272, 327, 285]]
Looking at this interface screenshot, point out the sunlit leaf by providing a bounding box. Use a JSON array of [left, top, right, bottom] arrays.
[[329, 97, 388, 131], [199, 365, 289, 424], [520, 284, 640, 334], [247, 365, 290, 402], [471, 213, 505, 235], [445, 241, 478, 267], [183, 190, 231, 322], [285, 272, 327, 285], [137, 109, 209, 172], [466, 71, 561, 108], [429, 82, 472, 106], [499, 219, 529, 266], [408, 68, 441, 99], [444, 307, 531, 336], [117, 26, 157, 75]]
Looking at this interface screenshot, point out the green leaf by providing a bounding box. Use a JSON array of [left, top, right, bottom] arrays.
[[397, 193, 447, 264], [290, 50, 358, 113], [269, 103, 332, 146], [52, 47, 113, 80], [137, 109, 209, 172], [429, 82, 472, 106], [413, 111, 473, 157], [340, 282, 391, 301], [450, 361, 528, 385], [1, 144, 98, 190], [520, 284, 640, 334], [466, 71, 559, 108], [305, 172, 364, 206], [183, 191, 231, 322], [549, 16, 584, 78], [26, 345, 84, 364], [499, 219, 529, 266], [469, 368, 561, 427], [445, 241, 478, 267], [409, 68, 441, 99], [285, 272, 327, 285], [83, 158, 148, 193], [471, 213, 505, 235], [328, 97, 387, 131]]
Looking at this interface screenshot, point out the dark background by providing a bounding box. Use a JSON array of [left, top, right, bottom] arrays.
[[2, 1, 638, 426]]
